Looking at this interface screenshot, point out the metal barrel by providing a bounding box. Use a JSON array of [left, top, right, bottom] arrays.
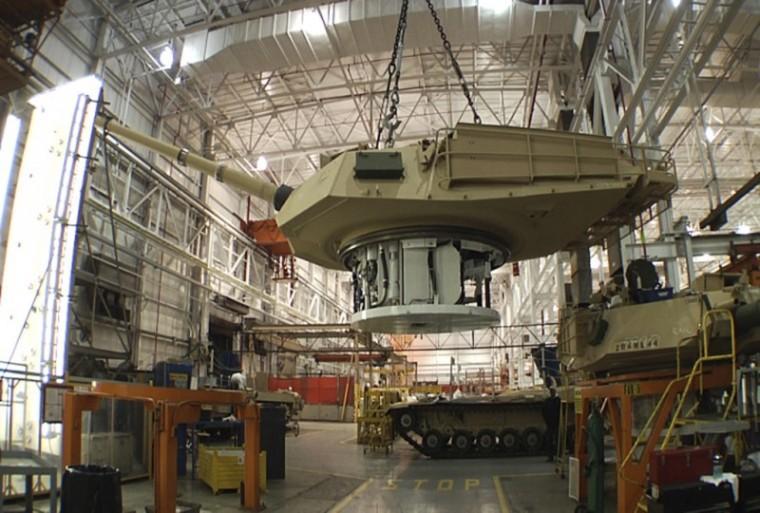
[[95, 116, 292, 208]]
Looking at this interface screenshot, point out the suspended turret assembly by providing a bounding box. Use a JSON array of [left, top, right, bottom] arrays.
[[97, 117, 676, 333]]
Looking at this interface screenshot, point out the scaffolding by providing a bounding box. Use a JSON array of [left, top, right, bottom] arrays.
[[70, 128, 352, 372], [572, 309, 749, 513]]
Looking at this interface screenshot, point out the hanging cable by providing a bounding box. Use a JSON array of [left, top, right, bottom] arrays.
[[376, 0, 484, 148], [375, 0, 410, 148], [424, 0, 482, 125]]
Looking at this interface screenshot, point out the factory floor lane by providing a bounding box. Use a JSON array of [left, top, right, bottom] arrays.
[[27, 421, 584, 513], [283, 421, 576, 513]]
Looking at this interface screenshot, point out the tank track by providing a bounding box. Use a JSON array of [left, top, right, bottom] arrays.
[[391, 401, 546, 459]]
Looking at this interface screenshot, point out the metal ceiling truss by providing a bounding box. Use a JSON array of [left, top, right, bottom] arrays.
[[41, 0, 760, 380]]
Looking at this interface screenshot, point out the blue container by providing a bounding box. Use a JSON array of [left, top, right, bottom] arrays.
[[153, 362, 193, 388], [636, 287, 674, 304]]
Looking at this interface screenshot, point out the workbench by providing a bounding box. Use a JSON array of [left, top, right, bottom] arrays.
[[0, 450, 58, 513]]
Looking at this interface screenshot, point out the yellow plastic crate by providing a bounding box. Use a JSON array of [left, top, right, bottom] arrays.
[[198, 446, 267, 494]]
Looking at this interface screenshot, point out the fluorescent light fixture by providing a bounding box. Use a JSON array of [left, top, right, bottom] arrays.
[[705, 126, 716, 142], [671, 0, 681, 6], [481, 0, 512, 13], [255, 155, 268, 171], [694, 253, 713, 263], [0, 114, 21, 236], [159, 45, 174, 68], [737, 224, 751, 235]]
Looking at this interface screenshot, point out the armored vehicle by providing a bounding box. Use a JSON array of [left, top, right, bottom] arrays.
[[387, 389, 549, 458], [559, 261, 760, 377]]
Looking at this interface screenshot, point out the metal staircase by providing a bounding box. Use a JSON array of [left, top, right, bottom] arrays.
[[625, 309, 740, 512]]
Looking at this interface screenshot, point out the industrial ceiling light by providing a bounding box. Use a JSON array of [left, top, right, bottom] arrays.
[[671, 0, 681, 7], [159, 45, 174, 68], [255, 155, 268, 171], [737, 224, 751, 235], [705, 126, 717, 142], [303, 8, 327, 36], [481, 0, 512, 13]]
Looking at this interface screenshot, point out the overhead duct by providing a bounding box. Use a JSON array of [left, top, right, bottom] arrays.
[[180, 0, 586, 76]]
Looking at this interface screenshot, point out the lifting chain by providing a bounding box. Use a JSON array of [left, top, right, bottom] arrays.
[[424, 0, 482, 125], [376, 0, 482, 149], [376, 0, 409, 149]]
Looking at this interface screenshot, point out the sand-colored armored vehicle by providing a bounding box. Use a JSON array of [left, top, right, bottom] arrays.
[[97, 117, 675, 334], [387, 389, 549, 458], [559, 261, 760, 377]]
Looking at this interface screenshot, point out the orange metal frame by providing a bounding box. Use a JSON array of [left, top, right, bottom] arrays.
[[573, 364, 734, 513], [62, 382, 261, 513]]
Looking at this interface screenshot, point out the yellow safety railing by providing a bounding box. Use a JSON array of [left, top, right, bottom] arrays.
[[618, 373, 692, 473], [621, 309, 737, 512], [661, 309, 736, 449]]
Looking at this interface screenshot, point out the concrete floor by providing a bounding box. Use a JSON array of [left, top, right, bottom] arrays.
[[26, 421, 609, 513]]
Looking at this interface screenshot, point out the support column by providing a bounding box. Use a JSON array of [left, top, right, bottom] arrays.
[[239, 403, 261, 510], [570, 248, 592, 306], [154, 402, 200, 513], [674, 217, 696, 286], [657, 201, 681, 290], [606, 228, 632, 286], [555, 252, 567, 308], [62, 393, 100, 467], [195, 127, 214, 380], [90, 16, 111, 75], [575, 397, 590, 502]]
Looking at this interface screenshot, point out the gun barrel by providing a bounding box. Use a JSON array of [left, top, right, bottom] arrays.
[[96, 116, 279, 206]]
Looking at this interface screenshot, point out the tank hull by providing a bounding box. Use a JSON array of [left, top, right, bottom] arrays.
[[388, 393, 549, 458], [560, 288, 760, 376]]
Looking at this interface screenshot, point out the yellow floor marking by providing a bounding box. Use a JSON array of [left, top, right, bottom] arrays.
[[327, 478, 372, 513], [287, 466, 364, 480], [436, 479, 454, 491], [492, 475, 511, 513], [497, 472, 555, 478], [382, 479, 398, 490], [293, 429, 324, 438]]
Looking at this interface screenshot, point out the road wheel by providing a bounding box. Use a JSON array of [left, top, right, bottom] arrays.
[[477, 430, 497, 454], [499, 428, 520, 455], [396, 411, 416, 433], [452, 430, 473, 455], [423, 430, 445, 453], [522, 427, 543, 455]]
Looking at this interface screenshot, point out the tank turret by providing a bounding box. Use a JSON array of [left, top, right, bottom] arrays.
[[97, 117, 676, 333]]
